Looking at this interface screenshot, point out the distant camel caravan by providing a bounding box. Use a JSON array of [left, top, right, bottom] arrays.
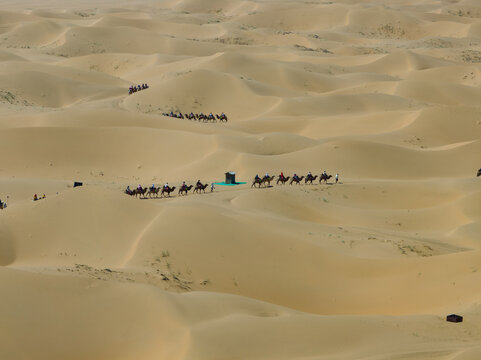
[[125, 181, 211, 198], [124, 172, 340, 199], [162, 111, 228, 123], [128, 83, 149, 95], [256, 172, 339, 188]]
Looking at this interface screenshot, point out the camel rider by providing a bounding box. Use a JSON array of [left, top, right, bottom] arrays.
[[255, 174, 260, 181], [280, 171, 284, 180], [151, 184, 155, 191], [182, 181, 186, 190], [265, 172, 269, 179], [126, 185, 131, 193], [293, 173, 298, 181], [164, 183, 169, 190], [308, 171, 312, 178], [196, 180, 202, 187], [323, 170, 327, 176], [138, 184, 143, 191], [335, 173, 339, 183]]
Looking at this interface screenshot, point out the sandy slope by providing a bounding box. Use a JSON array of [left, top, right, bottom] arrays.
[[0, 0, 480, 359]]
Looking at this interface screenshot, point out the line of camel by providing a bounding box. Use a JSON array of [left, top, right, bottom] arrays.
[[128, 84, 149, 94], [124, 172, 338, 199], [252, 173, 337, 187], [125, 182, 210, 198], [162, 111, 228, 123]]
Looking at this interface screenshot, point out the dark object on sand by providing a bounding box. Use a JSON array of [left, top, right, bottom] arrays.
[[446, 314, 463, 323], [477, 168, 481, 177], [73, 182, 83, 188], [225, 171, 236, 184]]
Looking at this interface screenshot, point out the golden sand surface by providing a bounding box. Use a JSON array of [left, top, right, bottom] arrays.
[[0, 0, 480, 359]]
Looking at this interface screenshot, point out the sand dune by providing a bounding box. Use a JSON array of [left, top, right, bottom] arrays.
[[0, 0, 480, 359]]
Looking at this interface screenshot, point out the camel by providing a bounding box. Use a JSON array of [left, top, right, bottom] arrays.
[[178, 184, 193, 195], [216, 114, 228, 122], [147, 187, 161, 198], [477, 168, 481, 177], [319, 173, 332, 184], [277, 175, 290, 185], [261, 175, 275, 187], [193, 183, 208, 194], [251, 177, 262, 188], [161, 186, 176, 197], [290, 176, 304, 185], [305, 174, 318, 184], [134, 187, 148, 198]]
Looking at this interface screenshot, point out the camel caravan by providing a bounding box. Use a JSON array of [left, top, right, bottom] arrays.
[[162, 111, 228, 123], [128, 83, 149, 95], [124, 180, 211, 199], [123, 171, 339, 199], [252, 171, 339, 188]]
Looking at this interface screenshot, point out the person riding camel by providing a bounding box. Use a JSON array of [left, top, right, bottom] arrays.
[[196, 180, 202, 187], [255, 174, 260, 181], [137, 184, 143, 191], [265, 172, 269, 179], [164, 183, 169, 190], [182, 181, 186, 190], [150, 184, 156, 191], [126, 185, 132, 194], [33, 194, 38, 201], [280, 171, 284, 180], [308, 171, 312, 179], [293, 173, 299, 181]]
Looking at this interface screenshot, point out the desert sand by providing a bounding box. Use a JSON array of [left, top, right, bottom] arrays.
[[0, 0, 480, 359]]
